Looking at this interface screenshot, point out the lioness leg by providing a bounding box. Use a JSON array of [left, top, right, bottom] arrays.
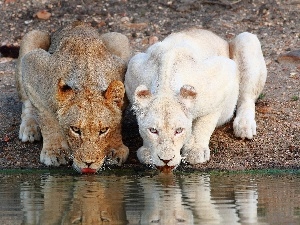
[[19, 100, 41, 142], [38, 111, 69, 166], [107, 144, 129, 166], [230, 32, 267, 139], [182, 112, 220, 164], [16, 30, 50, 142], [136, 146, 152, 165]]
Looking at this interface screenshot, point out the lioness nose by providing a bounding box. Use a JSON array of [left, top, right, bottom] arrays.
[[158, 155, 175, 165], [162, 159, 171, 164], [85, 161, 94, 167]]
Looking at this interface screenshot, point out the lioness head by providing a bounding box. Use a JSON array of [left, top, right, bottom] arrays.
[[133, 84, 197, 172], [57, 80, 126, 173]]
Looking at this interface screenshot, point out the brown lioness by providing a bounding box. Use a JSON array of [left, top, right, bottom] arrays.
[[16, 22, 130, 173]]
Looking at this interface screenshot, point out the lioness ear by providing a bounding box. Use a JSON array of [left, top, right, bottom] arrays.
[[134, 85, 152, 109], [57, 78, 75, 102], [178, 85, 197, 109], [100, 32, 131, 63], [105, 80, 125, 108]]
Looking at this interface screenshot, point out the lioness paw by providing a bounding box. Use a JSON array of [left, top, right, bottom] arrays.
[[233, 115, 256, 139], [107, 144, 129, 166], [183, 147, 210, 164], [137, 146, 152, 165], [40, 147, 69, 166], [19, 117, 41, 143]]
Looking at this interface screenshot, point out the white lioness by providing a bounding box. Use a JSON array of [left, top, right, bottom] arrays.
[[16, 22, 130, 173], [125, 29, 267, 171]]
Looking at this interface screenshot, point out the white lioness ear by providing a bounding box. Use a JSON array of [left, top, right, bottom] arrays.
[[134, 85, 152, 109], [105, 80, 125, 108], [178, 85, 197, 109]]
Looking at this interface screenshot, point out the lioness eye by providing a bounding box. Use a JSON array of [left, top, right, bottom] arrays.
[[99, 127, 109, 135], [175, 128, 183, 135], [149, 128, 158, 134], [70, 126, 81, 136]]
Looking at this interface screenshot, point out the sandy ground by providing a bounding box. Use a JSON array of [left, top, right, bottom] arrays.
[[0, 0, 299, 171]]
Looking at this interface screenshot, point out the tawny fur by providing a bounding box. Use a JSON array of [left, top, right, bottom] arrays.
[[16, 22, 130, 172], [125, 29, 267, 170], [21, 176, 127, 224]]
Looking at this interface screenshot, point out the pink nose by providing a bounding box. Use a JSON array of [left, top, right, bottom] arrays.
[[162, 159, 171, 164], [158, 155, 175, 165]]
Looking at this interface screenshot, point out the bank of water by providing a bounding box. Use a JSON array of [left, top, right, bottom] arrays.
[[0, 169, 299, 225]]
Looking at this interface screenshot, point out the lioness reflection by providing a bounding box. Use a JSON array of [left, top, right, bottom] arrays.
[[21, 175, 127, 225], [137, 174, 194, 224], [134, 174, 258, 225], [20, 174, 259, 225]]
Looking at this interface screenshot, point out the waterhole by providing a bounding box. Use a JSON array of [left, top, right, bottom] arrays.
[[0, 170, 300, 224]]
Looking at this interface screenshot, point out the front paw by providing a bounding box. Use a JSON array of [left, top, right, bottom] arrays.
[[137, 146, 152, 165], [19, 116, 41, 142], [183, 147, 210, 164], [233, 114, 256, 139], [40, 147, 69, 166], [107, 144, 129, 166]]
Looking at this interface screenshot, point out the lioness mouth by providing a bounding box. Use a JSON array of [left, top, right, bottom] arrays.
[[81, 168, 97, 174], [156, 165, 175, 174]]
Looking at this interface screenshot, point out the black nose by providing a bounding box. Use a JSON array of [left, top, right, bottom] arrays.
[[85, 162, 94, 167]]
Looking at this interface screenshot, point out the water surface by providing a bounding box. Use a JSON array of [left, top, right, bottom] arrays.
[[0, 170, 300, 225]]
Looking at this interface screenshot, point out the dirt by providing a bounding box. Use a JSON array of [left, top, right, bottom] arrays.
[[0, 0, 299, 171]]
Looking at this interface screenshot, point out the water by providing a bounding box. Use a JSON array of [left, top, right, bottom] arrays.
[[0, 170, 300, 225]]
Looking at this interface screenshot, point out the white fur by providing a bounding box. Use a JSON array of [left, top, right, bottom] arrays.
[[125, 29, 267, 169]]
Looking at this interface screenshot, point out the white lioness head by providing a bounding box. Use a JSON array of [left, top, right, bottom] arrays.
[[133, 84, 197, 172]]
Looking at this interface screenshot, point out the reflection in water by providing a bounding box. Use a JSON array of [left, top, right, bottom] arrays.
[[138, 174, 194, 224], [20, 175, 127, 225], [0, 172, 300, 224]]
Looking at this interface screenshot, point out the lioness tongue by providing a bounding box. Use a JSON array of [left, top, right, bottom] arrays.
[[81, 168, 96, 174]]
